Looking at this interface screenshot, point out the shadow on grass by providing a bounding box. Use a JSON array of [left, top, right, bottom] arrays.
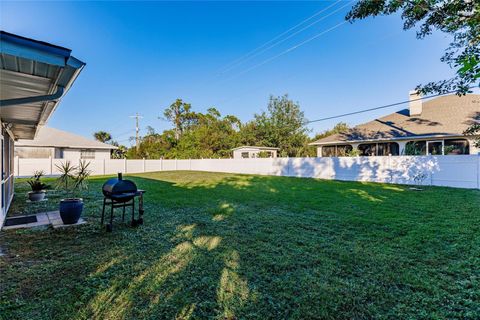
[[1, 171, 480, 319]]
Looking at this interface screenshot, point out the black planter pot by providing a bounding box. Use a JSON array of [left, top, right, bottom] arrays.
[[59, 198, 84, 225]]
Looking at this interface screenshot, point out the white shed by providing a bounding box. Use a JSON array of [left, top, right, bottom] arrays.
[[232, 146, 279, 159]]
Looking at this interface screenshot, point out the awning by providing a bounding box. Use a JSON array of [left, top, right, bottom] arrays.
[[0, 31, 85, 139]]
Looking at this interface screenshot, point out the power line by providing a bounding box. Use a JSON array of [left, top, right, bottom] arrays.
[[225, 1, 353, 75], [218, 0, 343, 74], [228, 20, 348, 80], [305, 90, 472, 125], [114, 128, 136, 139]]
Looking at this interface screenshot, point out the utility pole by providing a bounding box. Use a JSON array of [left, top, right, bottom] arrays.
[[129, 113, 143, 152]]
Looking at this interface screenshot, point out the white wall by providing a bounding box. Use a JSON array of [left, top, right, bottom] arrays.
[[468, 138, 480, 155], [14, 155, 480, 189], [15, 146, 54, 158], [62, 148, 111, 160], [14, 147, 112, 159]]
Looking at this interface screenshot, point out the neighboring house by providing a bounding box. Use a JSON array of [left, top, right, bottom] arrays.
[[232, 146, 279, 159], [15, 127, 117, 160], [0, 31, 84, 228], [310, 92, 480, 157]]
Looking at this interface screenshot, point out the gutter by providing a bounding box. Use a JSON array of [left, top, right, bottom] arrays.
[[0, 85, 64, 107]]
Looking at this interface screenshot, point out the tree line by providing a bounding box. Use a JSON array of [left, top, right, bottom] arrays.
[[93, 94, 349, 159], [94, 1, 480, 157]]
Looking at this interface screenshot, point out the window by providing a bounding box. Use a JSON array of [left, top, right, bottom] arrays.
[[80, 149, 95, 159], [358, 142, 399, 156], [405, 139, 469, 155], [444, 139, 469, 155], [377, 142, 400, 156], [322, 146, 336, 157], [321, 145, 353, 157], [241, 152, 249, 158], [336, 145, 353, 156], [56, 148, 64, 159], [358, 143, 377, 156], [405, 141, 427, 155], [427, 141, 443, 155]]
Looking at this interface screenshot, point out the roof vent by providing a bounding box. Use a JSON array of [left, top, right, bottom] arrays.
[[409, 90, 423, 116]]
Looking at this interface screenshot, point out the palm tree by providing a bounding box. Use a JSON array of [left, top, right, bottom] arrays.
[[93, 131, 112, 143]]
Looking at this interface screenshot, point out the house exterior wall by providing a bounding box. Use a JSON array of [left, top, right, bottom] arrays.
[[14, 147, 112, 160], [15, 146, 55, 158], [468, 138, 480, 154], [63, 148, 111, 160]]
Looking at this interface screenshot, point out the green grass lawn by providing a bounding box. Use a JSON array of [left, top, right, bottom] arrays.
[[1, 171, 479, 319]]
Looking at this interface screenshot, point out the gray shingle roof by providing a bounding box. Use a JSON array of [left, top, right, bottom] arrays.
[[310, 94, 480, 145], [15, 127, 117, 150]]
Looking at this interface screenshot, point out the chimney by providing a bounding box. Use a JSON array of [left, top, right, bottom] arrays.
[[409, 90, 423, 116]]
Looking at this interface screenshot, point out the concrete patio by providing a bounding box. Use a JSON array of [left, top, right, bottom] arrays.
[[2, 211, 86, 230]]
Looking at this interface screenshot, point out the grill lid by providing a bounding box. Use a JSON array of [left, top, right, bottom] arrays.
[[102, 173, 137, 198]]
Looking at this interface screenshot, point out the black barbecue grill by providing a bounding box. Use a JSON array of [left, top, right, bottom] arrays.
[[101, 173, 145, 232]]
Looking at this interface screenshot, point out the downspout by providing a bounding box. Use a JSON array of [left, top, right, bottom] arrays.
[[0, 85, 64, 107]]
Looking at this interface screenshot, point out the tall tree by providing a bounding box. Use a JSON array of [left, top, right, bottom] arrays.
[[346, 0, 479, 95], [311, 122, 350, 142], [163, 99, 197, 140], [110, 141, 128, 159], [244, 94, 310, 157], [176, 108, 241, 158], [93, 131, 112, 143]]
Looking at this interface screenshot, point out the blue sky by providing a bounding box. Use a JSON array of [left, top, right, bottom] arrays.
[[1, 1, 463, 145]]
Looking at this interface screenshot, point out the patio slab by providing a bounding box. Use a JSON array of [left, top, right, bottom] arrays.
[[3, 211, 86, 230], [48, 211, 87, 229]]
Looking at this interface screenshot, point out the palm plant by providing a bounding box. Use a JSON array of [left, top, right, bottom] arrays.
[[55, 161, 77, 192], [55, 160, 92, 198], [74, 160, 91, 191]]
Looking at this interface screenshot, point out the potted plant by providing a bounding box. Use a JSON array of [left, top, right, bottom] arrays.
[[27, 170, 48, 201], [56, 160, 91, 224]]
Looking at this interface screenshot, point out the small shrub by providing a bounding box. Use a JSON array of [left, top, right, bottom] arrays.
[[27, 170, 48, 192]]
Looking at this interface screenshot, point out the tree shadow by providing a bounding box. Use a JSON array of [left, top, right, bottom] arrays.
[[1, 172, 479, 319]]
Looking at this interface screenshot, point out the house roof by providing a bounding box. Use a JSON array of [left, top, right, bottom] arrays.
[[0, 31, 85, 139], [16, 127, 117, 150], [310, 94, 480, 145], [232, 146, 279, 151]]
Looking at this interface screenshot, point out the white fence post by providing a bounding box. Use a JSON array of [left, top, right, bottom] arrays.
[[388, 155, 392, 183], [160, 158, 163, 171], [477, 153, 480, 189], [430, 155, 433, 186], [49, 156, 53, 175], [189, 159, 192, 170], [103, 159, 106, 175], [175, 158, 178, 171], [143, 158, 146, 173], [287, 157, 291, 176], [124, 158, 127, 173]]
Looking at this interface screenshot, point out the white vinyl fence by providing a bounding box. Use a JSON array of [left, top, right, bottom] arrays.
[[14, 155, 480, 189]]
